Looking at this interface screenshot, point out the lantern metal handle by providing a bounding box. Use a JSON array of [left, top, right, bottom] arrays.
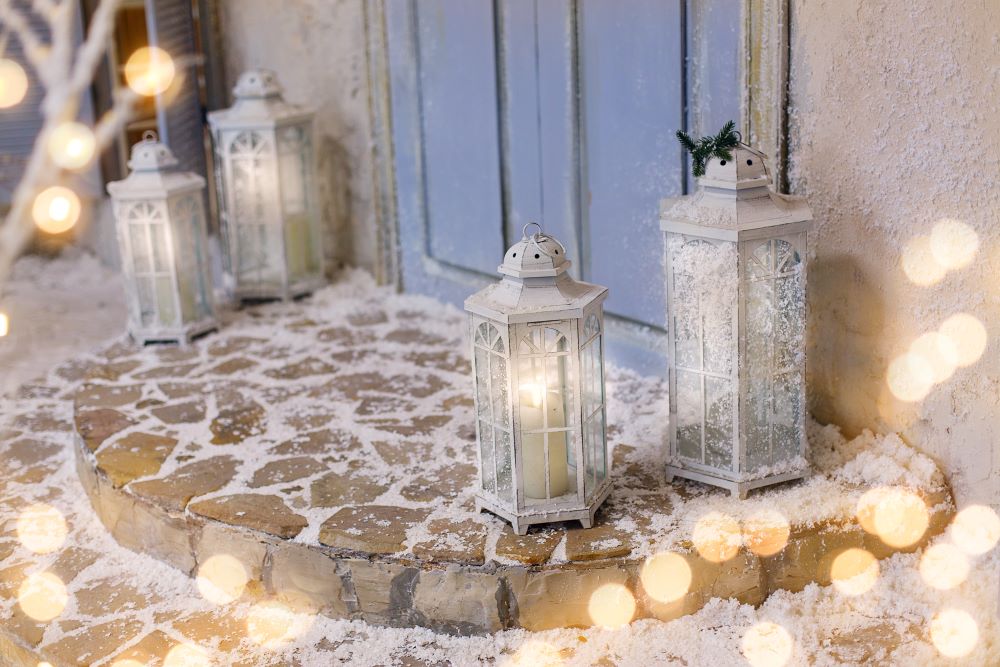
[[521, 221, 567, 260], [142, 130, 159, 143]]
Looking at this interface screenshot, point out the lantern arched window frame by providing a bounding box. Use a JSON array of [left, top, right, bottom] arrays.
[[107, 135, 216, 345], [660, 144, 812, 498], [465, 224, 611, 534], [208, 69, 324, 302]]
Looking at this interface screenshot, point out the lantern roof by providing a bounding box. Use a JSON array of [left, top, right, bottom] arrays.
[[207, 69, 314, 130], [660, 143, 812, 241], [465, 223, 607, 324], [106, 133, 204, 199]]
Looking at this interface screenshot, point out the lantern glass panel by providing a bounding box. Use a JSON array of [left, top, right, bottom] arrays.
[[517, 325, 577, 504], [277, 124, 319, 283], [473, 321, 512, 504], [171, 195, 212, 323], [229, 131, 284, 291], [126, 202, 178, 329], [580, 314, 606, 498]]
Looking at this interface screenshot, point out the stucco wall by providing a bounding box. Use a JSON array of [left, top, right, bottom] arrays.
[[216, 0, 377, 277], [789, 0, 1000, 504]]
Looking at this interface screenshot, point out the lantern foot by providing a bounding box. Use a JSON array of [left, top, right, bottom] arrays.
[[512, 520, 528, 536], [579, 516, 593, 530]]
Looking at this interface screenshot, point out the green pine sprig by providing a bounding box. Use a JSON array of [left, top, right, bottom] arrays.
[[676, 120, 740, 177]]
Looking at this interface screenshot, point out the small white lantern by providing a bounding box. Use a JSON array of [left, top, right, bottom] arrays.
[[660, 144, 811, 498], [465, 224, 611, 534], [108, 134, 216, 345], [208, 69, 324, 301]]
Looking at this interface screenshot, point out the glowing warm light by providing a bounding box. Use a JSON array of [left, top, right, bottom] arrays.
[[930, 219, 979, 270], [856, 487, 929, 549], [901, 236, 946, 286], [949, 505, 1000, 555], [938, 314, 987, 368], [17, 572, 68, 621], [196, 554, 249, 605], [163, 642, 210, 667], [246, 599, 313, 648], [508, 640, 564, 667], [741, 622, 793, 667], [692, 512, 741, 563], [0, 312, 8, 337], [0, 58, 29, 108], [930, 609, 978, 658], [47, 122, 97, 171], [586, 583, 635, 629], [640, 552, 692, 604], [32, 186, 81, 234], [886, 352, 935, 402], [742, 510, 791, 557], [829, 548, 879, 596], [919, 543, 969, 590], [16, 504, 68, 554], [908, 332, 958, 384], [124, 47, 176, 96]]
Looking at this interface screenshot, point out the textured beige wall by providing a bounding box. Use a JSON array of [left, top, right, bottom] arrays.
[[217, 0, 377, 276], [789, 0, 1000, 504]]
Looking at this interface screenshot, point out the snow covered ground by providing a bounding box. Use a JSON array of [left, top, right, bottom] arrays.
[[1, 251, 999, 665]]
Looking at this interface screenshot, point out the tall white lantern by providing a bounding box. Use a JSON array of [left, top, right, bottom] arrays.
[[465, 224, 611, 534], [208, 69, 324, 301], [660, 144, 811, 498], [108, 134, 216, 345]]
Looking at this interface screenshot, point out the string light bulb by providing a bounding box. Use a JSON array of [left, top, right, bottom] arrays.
[[47, 122, 97, 170], [0, 312, 8, 337], [32, 186, 81, 234], [124, 46, 176, 96], [0, 58, 28, 108]]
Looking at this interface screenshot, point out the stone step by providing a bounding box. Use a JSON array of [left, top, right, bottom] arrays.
[[59, 276, 954, 637]]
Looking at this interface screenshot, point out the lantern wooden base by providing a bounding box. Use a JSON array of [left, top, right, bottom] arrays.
[[475, 481, 613, 535], [665, 464, 808, 500], [130, 317, 218, 347], [234, 275, 326, 303]]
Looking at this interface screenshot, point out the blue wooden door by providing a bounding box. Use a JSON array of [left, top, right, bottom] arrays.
[[385, 0, 739, 372]]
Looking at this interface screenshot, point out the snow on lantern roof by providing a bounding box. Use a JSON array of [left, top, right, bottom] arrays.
[[207, 69, 313, 130], [660, 143, 812, 241], [107, 132, 204, 199], [465, 223, 607, 323]]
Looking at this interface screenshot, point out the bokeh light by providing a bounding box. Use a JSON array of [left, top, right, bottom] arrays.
[[640, 552, 692, 604], [246, 598, 314, 649], [587, 583, 635, 629], [692, 511, 741, 563], [901, 236, 946, 286], [856, 487, 928, 549], [742, 510, 791, 557], [507, 640, 564, 667], [886, 352, 935, 402], [908, 332, 958, 384], [949, 505, 1000, 555], [18, 572, 68, 621], [16, 504, 68, 554], [163, 642, 210, 667], [32, 186, 81, 234], [930, 609, 978, 658], [830, 548, 879, 596], [124, 47, 176, 96], [741, 622, 793, 667], [0, 312, 8, 337], [0, 58, 29, 108], [196, 554, 249, 605], [938, 314, 987, 368], [930, 219, 979, 270], [47, 122, 97, 171], [919, 543, 969, 590]]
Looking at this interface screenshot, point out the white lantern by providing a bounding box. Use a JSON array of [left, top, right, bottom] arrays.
[[465, 224, 611, 534], [660, 144, 811, 498], [107, 134, 216, 345], [208, 69, 324, 301]]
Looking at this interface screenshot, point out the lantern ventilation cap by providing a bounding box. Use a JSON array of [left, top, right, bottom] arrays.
[[499, 222, 570, 278], [233, 69, 283, 99], [701, 143, 771, 187], [128, 131, 179, 172]]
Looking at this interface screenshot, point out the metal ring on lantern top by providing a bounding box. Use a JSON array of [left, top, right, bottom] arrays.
[[141, 130, 159, 143], [521, 222, 567, 260]]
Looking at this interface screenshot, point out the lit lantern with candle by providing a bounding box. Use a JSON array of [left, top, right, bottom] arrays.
[[107, 134, 216, 345], [209, 69, 324, 301], [661, 137, 811, 498], [465, 224, 611, 534]]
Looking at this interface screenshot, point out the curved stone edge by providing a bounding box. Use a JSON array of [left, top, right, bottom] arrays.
[[0, 630, 42, 667], [73, 434, 955, 635]]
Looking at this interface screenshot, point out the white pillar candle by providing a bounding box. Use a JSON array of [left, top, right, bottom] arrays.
[[519, 381, 568, 499]]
